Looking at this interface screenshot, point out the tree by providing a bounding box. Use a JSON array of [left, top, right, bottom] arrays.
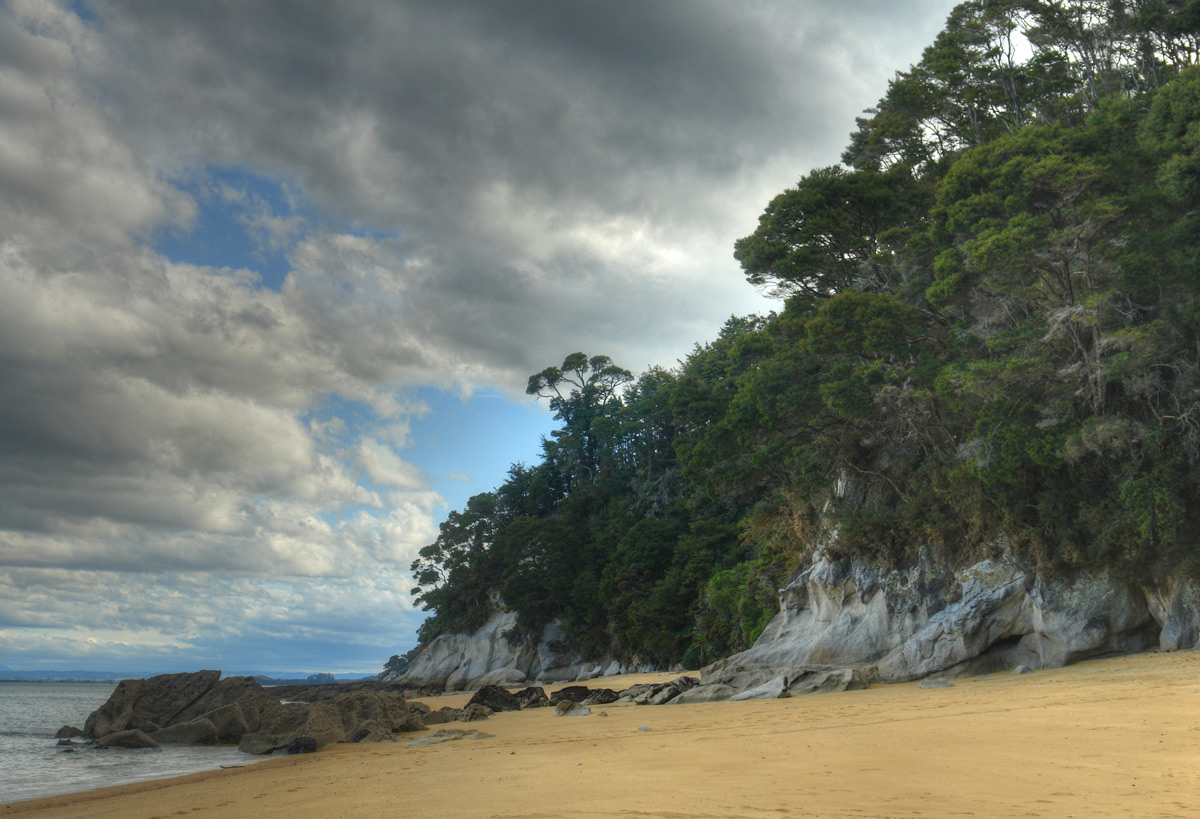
[[526, 353, 633, 487], [734, 165, 929, 299]]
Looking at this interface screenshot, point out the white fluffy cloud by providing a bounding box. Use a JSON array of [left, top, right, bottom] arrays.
[[0, 0, 957, 671]]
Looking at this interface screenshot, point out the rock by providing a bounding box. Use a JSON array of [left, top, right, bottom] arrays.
[[171, 676, 275, 739], [405, 728, 483, 747], [150, 718, 218, 745], [1013, 665, 1034, 675], [420, 707, 461, 725], [786, 668, 870, 695], [54, 725, 84, 738], [467, 731, 495, 740], [549, 685, 593, 705], [467, 685, 522, 713], [285, 736, 318, 754], [407, 701, 432, 716], [730, 676, 790, 701], [332, 691, 424, 736], [632, 676, 700, 705], [669, 684, 737, 704], [555, 701, 591, 716], [580, 689, 619, 706], [638, 725, 652, 732], [56, 739, 79, 746], [197, 703, 251, 745], [237, 701, 344, 755], [460, 703, 491, 722], [473, 668, 528, 687], [397, 599, 623, 689], [917, 678, 954, 689], [1143, 577, 1200, 651], [512, 686, 549, 709], [97, 729, 161, 749], [704, 551, 1164, 690]]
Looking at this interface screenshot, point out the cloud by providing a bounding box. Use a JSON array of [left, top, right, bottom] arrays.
[[0, 0, 959, 671]]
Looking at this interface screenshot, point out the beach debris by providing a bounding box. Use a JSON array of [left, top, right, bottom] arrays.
[[917, 678, 955, 690], [638, 725, 652, 732], [467, 685, 522, 713], [555, 701, 591, 716]]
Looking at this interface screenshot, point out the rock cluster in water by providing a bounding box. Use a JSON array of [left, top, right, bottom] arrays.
[[71, 670, 430, 754]]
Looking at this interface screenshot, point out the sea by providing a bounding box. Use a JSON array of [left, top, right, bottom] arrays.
[[0, 681, 264, 805]]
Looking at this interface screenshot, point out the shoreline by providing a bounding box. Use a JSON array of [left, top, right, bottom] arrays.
[[5, 653, 1199, 818]]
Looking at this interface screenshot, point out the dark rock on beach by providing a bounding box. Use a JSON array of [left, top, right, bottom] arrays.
[[54, 725, 84, 738], [467, 684, 522, 712]]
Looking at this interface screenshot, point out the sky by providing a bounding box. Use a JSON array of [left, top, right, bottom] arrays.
[[0, 0, 958, 675]]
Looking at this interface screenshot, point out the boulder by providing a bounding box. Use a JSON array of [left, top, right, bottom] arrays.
[[580, 689, 619, 706], [669, 684, 737, 704], [632, 676, 699, 705], [555, 701, 591, 716], [512, 686, 549, 708], [549, 685, 592, 705], [332, 690, 424, 735], [786, 668, 870, 695], [54, 725, 84, 738], [460, 703, 491, 722], [171, 676, 275, 734], [98, 729, 160, 749], [198, 703, 251, 745], [467, 685, 522, 713], [237, 701, 344, 755], [85, 671, 222, 739], [730, 676, 790, 701], [150, 718, 218, 745]]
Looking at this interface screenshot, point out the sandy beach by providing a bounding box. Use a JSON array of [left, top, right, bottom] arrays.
[[5, 651, 1199, 819]]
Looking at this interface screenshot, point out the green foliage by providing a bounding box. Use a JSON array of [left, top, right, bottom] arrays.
[[409, 3, 1200, 668]]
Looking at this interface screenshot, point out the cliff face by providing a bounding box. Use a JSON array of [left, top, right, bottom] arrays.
[[397, 606, 633, 690], [705, 549, 1200, 691]]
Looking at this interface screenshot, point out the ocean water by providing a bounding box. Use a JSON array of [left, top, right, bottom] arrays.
[[0, 681, 263, 805]]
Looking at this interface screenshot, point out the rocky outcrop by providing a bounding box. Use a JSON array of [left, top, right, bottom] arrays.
[[82, 670, 425, 753], [396, 602, 638, 690], [97, 729, 160, 749], [238, 690, 424, 754], [84, 671, 268, 741], [84, 670, 222, 738], [704, 550, 1200, 689]]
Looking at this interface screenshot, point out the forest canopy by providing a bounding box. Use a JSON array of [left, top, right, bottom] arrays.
[[407, 1, 1200, 670]]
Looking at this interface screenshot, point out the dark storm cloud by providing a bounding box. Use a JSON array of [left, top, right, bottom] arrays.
[[0, 0, 958, 669]]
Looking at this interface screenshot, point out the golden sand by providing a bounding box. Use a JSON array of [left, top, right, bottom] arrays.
[[5, 653, 1199, 818]]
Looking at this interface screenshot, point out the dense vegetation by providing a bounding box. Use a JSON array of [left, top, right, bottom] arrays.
[[407, 1, 1200, 670]]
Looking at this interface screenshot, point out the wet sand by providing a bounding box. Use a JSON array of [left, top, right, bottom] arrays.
[[5, 652, 1199, 818]]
